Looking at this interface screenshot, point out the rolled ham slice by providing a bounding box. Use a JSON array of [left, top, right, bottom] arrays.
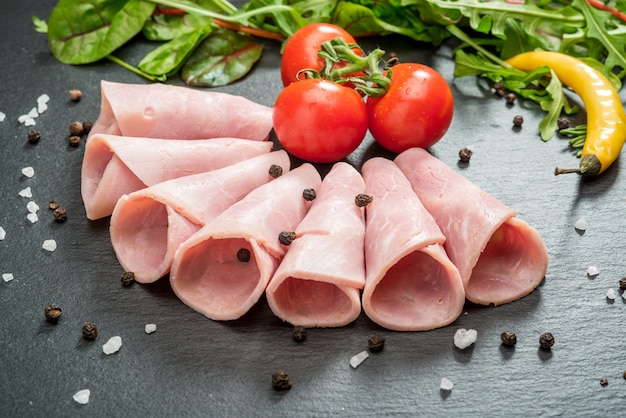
[[82, 134, 273, 220], [170, 164, 322, 321], [89, 80, 273, 141], [109, 150, 290, 284], [266, 162, 366, 328], [361, 158, 465, 331], [394, 148, 549, 305]]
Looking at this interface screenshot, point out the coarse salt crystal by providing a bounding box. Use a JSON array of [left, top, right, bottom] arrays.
[[37, 94, 50, 104], [42, 239, 57, 252], [574, 218, 588, 231], [37, 102, 48, 114], [27, 201, 39, 213], [27, 107, 38, 118], [454, 328, 478, 349], [349, 351, 369, 368], [440, 377, 454, 391], [0, 112, 5, 122], [587, 266, 600, 277], [73, 389, 90, 405], [27, 213, 38, 224], [145, 324, 157, 334], [19, 187, 32, 198], [103, 336, 122, 355], [606, 289, 616, 300], [22, 167, 35, 178], [0, 226, 5, 240], [2, 273, 14, 282]]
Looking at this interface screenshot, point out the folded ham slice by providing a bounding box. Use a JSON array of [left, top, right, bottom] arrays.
[[361, 157, 465, 331], [89, 80, 273, 141], [170, 164, 322, 321], [82, 134, 273, 220], [394, 148, 549, 305], [109, 150, 290, 284], [266, 162, 366, 328]]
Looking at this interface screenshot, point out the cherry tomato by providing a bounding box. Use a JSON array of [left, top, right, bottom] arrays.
[[366, 63, 454, 153], [281, 23, 362, 87], [273, 79, 368, 163]]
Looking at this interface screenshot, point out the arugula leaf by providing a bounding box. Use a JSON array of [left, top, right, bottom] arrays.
[[181, 29, 263, 86], [139, 24, 215, 77], [32, 16, 48, 33], [538, 69, 572, 141], [47, 0, 156, 65]]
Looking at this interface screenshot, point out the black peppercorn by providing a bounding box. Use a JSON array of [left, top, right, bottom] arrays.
[[292, 326, 307, 342], [83, 120, 94, 134], [237, 248, 251, 262], [458, 147, 473, 162], [539, 332, 554, 350], [513, 115, 524, 128], [69, 121, 84, 136], [82, 322, 98, 340], [48, 201, 59, 211], [120, 271, 135, 286], [493, 82, 505, 97], [557, 116, 571, 130], [505, 93, 516, 105], [68, 136, 81, 147], [27, 129, 41, 144], [44, 304, 62, 323], [302, 188, 317, 201], [619, 277, 626, 289], [269, 164, 283, 178], [500, 331, 517, 347], [600, 377, 608, 386], [355, 194, 373, 208], [278, 231, 296, 246], [69, 89, 83, 102], [272, 370, 292, 391], [53, 207, 67, 223], [368, 334, 385, 352]]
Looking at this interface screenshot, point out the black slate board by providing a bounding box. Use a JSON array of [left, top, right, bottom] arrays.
[[2, 1, 626, 416]]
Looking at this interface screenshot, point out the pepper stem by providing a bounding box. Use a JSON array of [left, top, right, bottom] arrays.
[[554, 154, 602, 176]]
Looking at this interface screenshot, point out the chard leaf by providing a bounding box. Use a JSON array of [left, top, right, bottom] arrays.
[[139, 24, 214, 77], [143, 13, 215, 41], [47, 0, 155, 65], [181, 29, 263, 87]]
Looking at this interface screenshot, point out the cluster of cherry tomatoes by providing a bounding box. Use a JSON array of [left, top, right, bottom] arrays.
[[273, 23, 455, 163]]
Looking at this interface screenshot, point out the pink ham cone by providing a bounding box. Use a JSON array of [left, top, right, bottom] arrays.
[[109, 151, 290, 284], [361, 158, 465, 331], [89, 80, 273, 141], [170, 164, 322, 321], [81, 134, 273, 220], [394, 148, 549, 305], [266, 162, 366, 328]]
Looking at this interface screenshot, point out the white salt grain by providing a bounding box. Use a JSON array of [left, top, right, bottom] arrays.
[[145, 324, 157, 334], [103, 336, 122, 355], [42, 239, 57, 252], [587, 266, 600, 277], [22, 167, 35, 178], [27, 213, 38, 224], [27, 201, 39, 213], [574, 218, 588, 231], [454, 328, 478, 349], [27, 107, 39, 118], [349, 351, 369, 368], [606, 289, 616, 300], [37, 94, 50, 104], [37, 102, 48, 114], [2, 273, 14, 282], [18, 187, 32, 198], [440, 377, 454, 391], [73, 389, 90, 405], [0, 226, 5, 240], [0, 111, 5, 122]]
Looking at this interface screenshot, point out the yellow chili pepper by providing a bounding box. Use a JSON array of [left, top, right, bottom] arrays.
[[505, 51, 626, 176]]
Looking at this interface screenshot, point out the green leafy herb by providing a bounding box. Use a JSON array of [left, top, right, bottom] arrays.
[[32, 16, 48, 33], [181, 29, 263, 86]]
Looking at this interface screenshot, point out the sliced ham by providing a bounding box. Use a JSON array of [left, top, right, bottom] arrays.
[[89, 80, 273, 141], [394, 148, 549, 305], [81, 134, 273, 220], [361, 157, 465, 331], [266, 162, 366, 328], [109, 150, 290, 284], [169, 164, 322, 321]]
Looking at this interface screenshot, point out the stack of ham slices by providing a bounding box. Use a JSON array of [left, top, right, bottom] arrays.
[[82, 81, 549, 332]]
